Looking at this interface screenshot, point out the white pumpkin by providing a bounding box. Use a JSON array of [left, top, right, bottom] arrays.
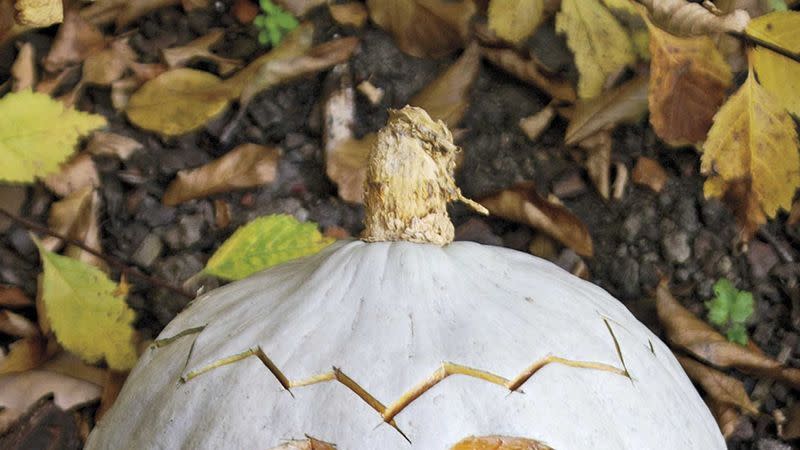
[[87, 107, 725, 450]]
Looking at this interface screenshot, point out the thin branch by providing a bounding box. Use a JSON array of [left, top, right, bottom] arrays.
[[731, 31, 800, 65], [0, 208, 196, 300]]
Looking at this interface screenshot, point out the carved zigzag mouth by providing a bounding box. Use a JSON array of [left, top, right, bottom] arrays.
[[151, 318, 631, 443]]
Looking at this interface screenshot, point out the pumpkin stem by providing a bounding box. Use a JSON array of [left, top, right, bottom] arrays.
[[361, 106, 487, 245]]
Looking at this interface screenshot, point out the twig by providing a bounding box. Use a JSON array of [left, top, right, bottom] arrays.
[[0, 208, 196, 300], [731, 31, 800, 65]]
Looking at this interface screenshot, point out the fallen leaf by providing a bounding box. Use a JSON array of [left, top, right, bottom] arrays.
[[269, 438, 336, 450], [708, 397, 743, 439], [82, 38, 137, 86], [0, 337, 45, 375], [789, 200, 800, 227], [747, 11, 800, 117], [96, 370, 127, 420], [0, 310, 39, 338], [556, 0, 635, 98], [43, 11, 106, 73], [488, 0, 544, 44], [357, 80, 384, 104], [656, 280, 800, 387], [275, 0, 325, 16], [232, 0, 259, 23], [367, 0, 475, 58], [638, 0, 750, 36], [0, 370, 100, 434], [0, 395, 82, 448], [0, 185, 27, 233], [10, 42, 35, 92], [701, 69, 800, 221], [580, 131, 612, 200], [705, 177, 766, 238], [35, 240, 138, 371], [519, 104, 556, 141], [481, 46, 577, 102], [42, 153, 100, 198], [85, 131, 142, 160], [677, 355, 759, 415], [784, 402, 800, 440], [205, 214, 335, 280], [327, 134, 376, 204], [480, 182, 593, 257], [604, 0, 650, 59], [162, 29, 243, 76], [565, 74, 648, 145], [39, 352, 106, 386], [647, 19, 732, 146], [40, 186, 105, 269], [0, 90, 106, 183], [163, 144, 280, 206], [14, 0, 62, 27], [328, 2, 368, 28], [34, 65, 79, 96], [452, 436, 554, 449], [0, 286, 32, 309], [632, 156, 669, 192], [409, 44, 481, 128]]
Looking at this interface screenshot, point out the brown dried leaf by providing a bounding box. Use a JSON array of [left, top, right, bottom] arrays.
[[0, 395, 82, 448], [275, 0, 325, 16], [481, 46, 576, 102], [39, 352, 106, 387], [480, 182, 593, 257], [329, 1, 368, 28], [327, 134, 376, 204], [0, 370, 100, 434], [678, 355, 759, 415], [788, 200, 800, 227], [565, 75, 648, 146], [0, 310, 39, 338], [656, 280, 800, 387], [0, 337, 46, 375], [10, 42, 36, 92], [115, 0, 181, 28], [85, 131, 142, 160], [647, 20, 732, 147], [162, 30, 242, 76], [42, 153, 100, 198], [708, 397, 743, 439], [14, 0, 62, 27], [580, 131, 612, 200], [96, 370, 127, 420], [410, 44, 480, 128], [783, 402, 800, 440], [163, 144, 281, 206], [632, 156, 669, 193], [41, 186, 105, 269], [82, 39, 137, 86], [519, 104, 556, 142], [367, 0, 475, 58], [638, 0, 750, 36], [232, 0, 259, 23], [0, 286, 32, 309], [452, 435, 554, 449], [44, 11, 106, 73]]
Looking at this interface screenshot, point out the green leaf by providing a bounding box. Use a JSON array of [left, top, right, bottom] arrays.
[[274, 12, 299, 29], [205, 214, 335, 281], [0, 90, 106, 183], [730, 290, 754, 324], [34, 237, 138, 370], [706, 296, 730, 327], [727, 323, 749, 346], [768, 0, 788, 12]]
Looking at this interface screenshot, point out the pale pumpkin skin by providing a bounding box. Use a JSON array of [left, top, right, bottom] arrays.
[[86, 240, 725, 449]]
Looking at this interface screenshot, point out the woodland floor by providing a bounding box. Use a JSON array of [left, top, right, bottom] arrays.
[[1, 2, 799, 450]]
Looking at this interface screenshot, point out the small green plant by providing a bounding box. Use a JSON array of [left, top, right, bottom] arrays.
[[705, 278, 754, 346], [253, 0, 298, 47]]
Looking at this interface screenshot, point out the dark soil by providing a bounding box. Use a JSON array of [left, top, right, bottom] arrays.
[[1, 3, 799, 449]]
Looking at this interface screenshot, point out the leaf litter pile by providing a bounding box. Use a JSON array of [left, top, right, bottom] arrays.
[[1, 0, 800, 448]]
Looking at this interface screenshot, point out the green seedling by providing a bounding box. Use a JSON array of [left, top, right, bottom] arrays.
[[705, 278, 754, 346], [253, 0, 298, 46]]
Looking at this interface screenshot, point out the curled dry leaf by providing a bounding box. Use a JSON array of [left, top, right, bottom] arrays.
[[274, 0, 325, 16], [14, 0, 62, 27], [328, 2, 368, 28], [39, 352, 107, 387], [82, 39, 137, 86], [647, 19, 732, 147], [162, 29, 242, 76], [638, 0, 750, 36], [367, 0, 476, 58], [748, 12, 800, 117], [632, 156, 669, 193], [488, 0, 545, 45], [452, 436, 554, 449], [0, 310, 39, 338], [519, 104, 556, 141], [42, 153, 100, 198], [677, 355, 759, 415], [10, 42, 35, 92], [708, 397, 743, 439], [409, 44, 481, 128], [564, 74, 648, 146], [783, 402, 800, 440], [85, 131, 142, 160], [0, 285, 32, 309], [480, 182, 593, 257], [41, 186, 105, 269], [580, 131, 612, 200], [44, 11, 106, 73], [0, 370, 101, 434], [96, 370, 127, 421], [0, 337, 46, 375], [327, 134, 376, 204], [162, 144, 281, 206], [481, 46, 576, 102], [656, 280, 800, 387]]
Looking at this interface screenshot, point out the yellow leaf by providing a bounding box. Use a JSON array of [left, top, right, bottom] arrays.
[[556, 0, 635, 98], [487, 0, 544, 44], [14, 0, 62, 27], [647, 20, 732, 146], [0, 90, 106, 183], [747, 11, 800, 117], [603, 0, 649, 59], [701, 71, 800, 220], [34, 238, 138, 370], [205, 215, 335, 281]]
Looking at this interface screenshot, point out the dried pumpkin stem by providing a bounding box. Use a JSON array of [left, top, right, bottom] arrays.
[[361, 106, 487, 245]]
